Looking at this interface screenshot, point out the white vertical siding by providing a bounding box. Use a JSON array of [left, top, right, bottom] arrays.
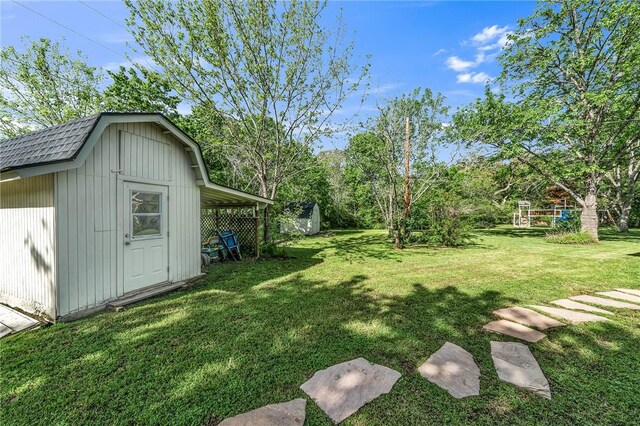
[[56, 122, 201, 317], [0, 174, 56, 319]]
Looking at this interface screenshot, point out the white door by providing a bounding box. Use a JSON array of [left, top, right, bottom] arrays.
[[123, 182, 169, 293]]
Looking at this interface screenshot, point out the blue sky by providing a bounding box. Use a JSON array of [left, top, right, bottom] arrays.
[[1, 1, 536, 148]]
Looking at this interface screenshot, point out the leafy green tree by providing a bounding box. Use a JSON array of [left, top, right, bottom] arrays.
[[349, 88, 450, 247], [456, 0, 640, 240], [103, 66, 180, 117], [0, 37, 102, 138], [125, 0, 369, 239]]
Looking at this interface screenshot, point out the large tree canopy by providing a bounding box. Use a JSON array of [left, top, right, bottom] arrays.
[[0, 37, 103, 138], [125, 0, 368, 202], [453, 0, 640, 240]]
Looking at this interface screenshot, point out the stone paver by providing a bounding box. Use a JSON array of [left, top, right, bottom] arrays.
[[418, 342, 480, 399], [615, 288, 640, 297], [490, 341, 551, 399], [569, 295, 640, 310], [483, 320, 546, 343], [300, 357, 401, 423], [492, 307, 565, 330], [596, 291, 640, 304], [530, 306, 610, 324], [550, 299, 614, 315], [219, 399, 306, 426]]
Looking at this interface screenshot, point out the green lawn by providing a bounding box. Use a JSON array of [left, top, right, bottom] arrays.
[[2, 227, 639, 425]]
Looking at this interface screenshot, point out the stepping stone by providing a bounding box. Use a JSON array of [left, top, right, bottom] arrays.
[[300, 357, 401, 423], [550, 299, 614, 315], [596, 291, 640, 304], [569, 295, 640, 310], [490, 341, 551, 399], [615, 288, 640, 297], [493, 307, 565, 330], [529, 306, 610, 324], [483, 320, 546, 343], [418, 342, 480, 399], [219, 399, 306, 426]]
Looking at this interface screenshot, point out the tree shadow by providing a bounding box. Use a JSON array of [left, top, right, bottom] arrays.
[[476, 227, 549, 239]]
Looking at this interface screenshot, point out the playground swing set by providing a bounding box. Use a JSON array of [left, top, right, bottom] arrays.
[[512, 200, 575, 228]]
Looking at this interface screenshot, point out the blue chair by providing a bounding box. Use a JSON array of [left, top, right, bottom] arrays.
[[218, 230, 242, 261]]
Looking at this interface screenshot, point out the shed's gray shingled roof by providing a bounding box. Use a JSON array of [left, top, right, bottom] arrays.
[[0, 114, 101, 171], [285, 201, 318, 219]]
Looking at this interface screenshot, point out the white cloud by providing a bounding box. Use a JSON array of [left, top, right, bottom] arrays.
[[433, 48, 447, 56], [445, 56, 475, 71], [471, 25, 509, 44], [446, 52, 489, 72], [456, 72, 492, 84], [477, 33, 510, 51], [369, 82, 402, 95]]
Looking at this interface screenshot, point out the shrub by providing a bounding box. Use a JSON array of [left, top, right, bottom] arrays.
[[412, 198, 476, 247], [551, 211, 581, 233], [545, 231, 597, 245]]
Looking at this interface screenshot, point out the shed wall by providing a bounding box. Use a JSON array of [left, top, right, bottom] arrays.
[[55, 122, 201, 317], [0, 174, 56, 318]]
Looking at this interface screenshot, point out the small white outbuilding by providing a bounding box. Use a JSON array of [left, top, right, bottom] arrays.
[[0, 113, 272, 321], [281, 202, 320, 235]]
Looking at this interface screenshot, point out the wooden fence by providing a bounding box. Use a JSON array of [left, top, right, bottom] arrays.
[[201, 210, 260, 257]]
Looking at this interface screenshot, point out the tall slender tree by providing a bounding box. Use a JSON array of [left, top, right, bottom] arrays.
[[125, 0, 369, 239]]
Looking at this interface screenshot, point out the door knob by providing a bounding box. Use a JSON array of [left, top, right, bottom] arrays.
[[125, 241, 131, 246]]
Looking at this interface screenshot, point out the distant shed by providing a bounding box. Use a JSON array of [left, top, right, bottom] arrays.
[[281, 202, 320, 235], [0, 112, 272, 321]]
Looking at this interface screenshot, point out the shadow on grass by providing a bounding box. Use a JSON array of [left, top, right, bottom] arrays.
[[598, 228, 640, 242], [2, 239, 639, 425]]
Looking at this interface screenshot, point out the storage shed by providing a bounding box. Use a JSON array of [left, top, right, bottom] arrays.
[[0, 113, 272, 321], [281, 202, 320, 235]]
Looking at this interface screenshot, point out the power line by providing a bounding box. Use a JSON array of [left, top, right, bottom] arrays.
[[11, 0, 128, 60], [11, 0, 162, 74], [78, 0, 128, 31]]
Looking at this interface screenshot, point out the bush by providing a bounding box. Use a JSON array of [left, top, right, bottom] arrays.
[[551, 211, 581, 233], [411, 198, 476, 247], [545, 231, 597, 245]]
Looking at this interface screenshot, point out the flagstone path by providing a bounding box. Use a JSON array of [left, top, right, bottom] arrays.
[[299, 357, 401, 423], [490, 342, 551, 399], [492, 307, 565, 330], [529, 306, 610, 324], [570, 295, 640, 310], [418, 342, 480, 398], [218, 287, 640, 423], [596, 291, 640, 304], [550, 299, 614, 314], [218, 399, 306, 426], [483, 320, 546, 343], [616, 288, 640, 297]]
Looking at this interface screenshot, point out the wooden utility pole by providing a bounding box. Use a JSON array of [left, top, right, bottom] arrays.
[[404, 116, 411, 219]]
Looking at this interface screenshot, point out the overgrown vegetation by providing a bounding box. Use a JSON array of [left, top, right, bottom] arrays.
[[545, 232, 597, 245]]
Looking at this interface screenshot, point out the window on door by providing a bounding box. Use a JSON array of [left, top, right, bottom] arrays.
[[131, 191, 162, 239]]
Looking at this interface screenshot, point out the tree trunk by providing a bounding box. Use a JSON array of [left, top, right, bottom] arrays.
[[580, 188, 599, 241], [617, 203, 631, 233], [263, 205, 271, 243]]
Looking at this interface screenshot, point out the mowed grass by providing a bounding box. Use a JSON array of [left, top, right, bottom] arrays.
[[1, 227, 639, 425]]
